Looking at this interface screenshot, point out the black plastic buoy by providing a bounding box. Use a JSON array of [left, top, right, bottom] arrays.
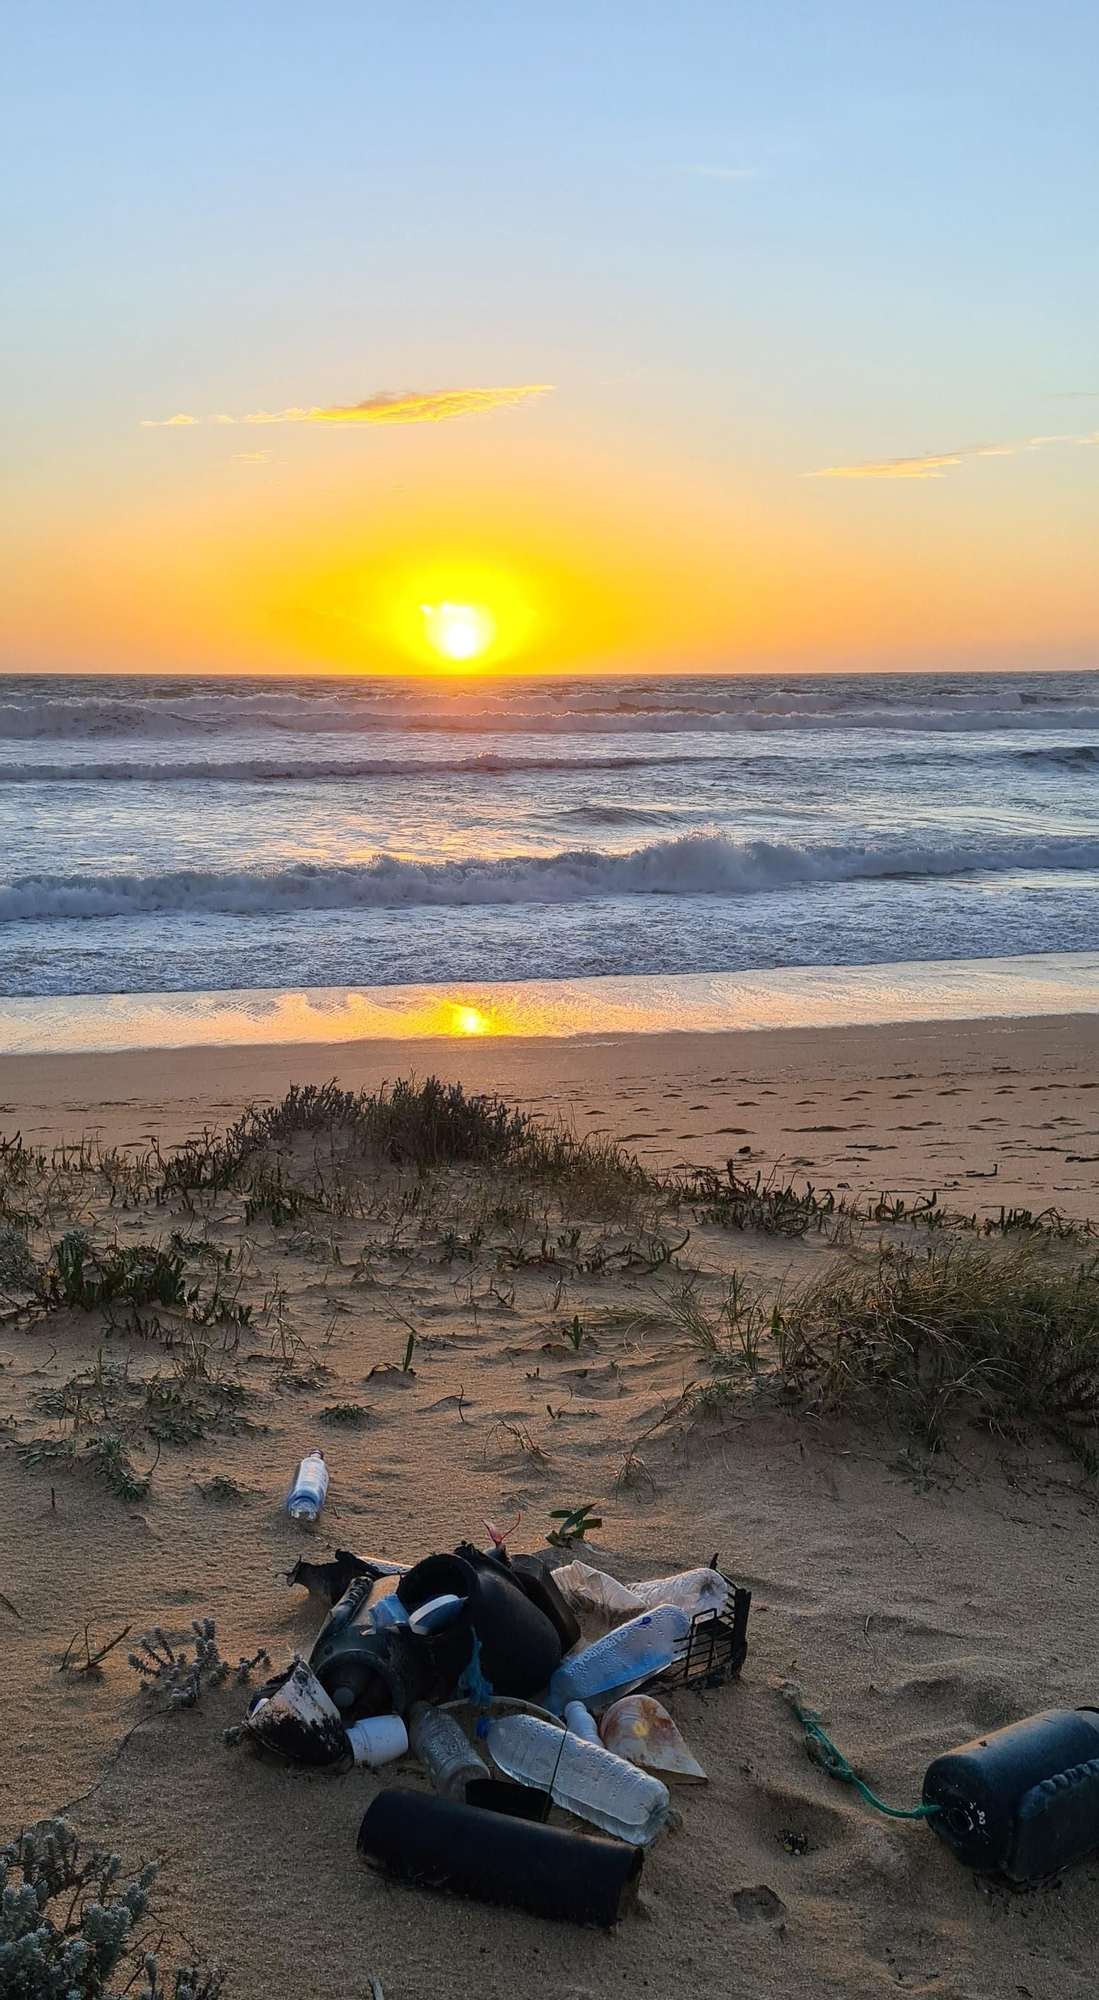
[[357, 1791, 643, 1925], [923, 1707, 1099, 1880]]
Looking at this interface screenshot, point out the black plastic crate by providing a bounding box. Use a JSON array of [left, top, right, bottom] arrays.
[[656, 1575, 751, 1692]]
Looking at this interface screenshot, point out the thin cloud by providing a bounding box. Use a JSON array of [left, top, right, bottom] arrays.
[[232, 450, 272, 463], [809, 432, 1099, 480], [141, 385, 553, 429]]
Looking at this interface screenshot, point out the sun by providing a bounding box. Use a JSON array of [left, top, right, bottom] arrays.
[[384, 562, 534, 670], [420, 600, 498, 664]]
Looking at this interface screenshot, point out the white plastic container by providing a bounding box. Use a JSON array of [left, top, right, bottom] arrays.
[[286, 1448, 329, 1523], [346, 1712, 409, 1767], [486, 1712, 672, 1846], [547, 1604, 692, 1713]]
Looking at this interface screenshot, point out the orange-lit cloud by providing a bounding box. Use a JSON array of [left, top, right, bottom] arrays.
[[141, 385, 552, 429], [311, 386, 553, 424], [810, 432, 1099, 480]]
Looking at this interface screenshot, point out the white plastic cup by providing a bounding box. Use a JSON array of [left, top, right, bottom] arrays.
[[346, 1713, 409, 1767], [246, 1657, 347, 1763]]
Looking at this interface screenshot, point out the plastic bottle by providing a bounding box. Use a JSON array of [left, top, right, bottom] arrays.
[[564, 1701, 602, 1745], [408, 1701, 489, 1800], [287, 1448, 329, 1523], [486, 1713, 671, 1846], [547, 1604, 692, 1714]]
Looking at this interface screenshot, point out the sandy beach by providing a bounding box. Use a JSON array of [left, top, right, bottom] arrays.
[[3, 1009, 1098, 1211], [4, 1010, 1099, 2000]]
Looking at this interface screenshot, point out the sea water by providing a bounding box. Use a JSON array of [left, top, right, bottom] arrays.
[[1, 668, 1097, 1021]]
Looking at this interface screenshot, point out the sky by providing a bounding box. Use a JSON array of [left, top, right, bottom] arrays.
[[2, 0, 1098, 678]]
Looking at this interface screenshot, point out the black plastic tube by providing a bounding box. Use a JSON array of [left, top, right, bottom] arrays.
[[357, 1791, 643, 1925]]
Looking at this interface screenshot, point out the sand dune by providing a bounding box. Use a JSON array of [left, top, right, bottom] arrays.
[[3, 1013, 1099, 1999]]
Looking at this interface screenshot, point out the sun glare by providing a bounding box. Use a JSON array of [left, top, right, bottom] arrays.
[[421, 600, 497, 664], [448, 1003, 492, 1035]]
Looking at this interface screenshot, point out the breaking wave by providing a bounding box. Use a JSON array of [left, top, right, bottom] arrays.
[[5, 832, 1099, 923]]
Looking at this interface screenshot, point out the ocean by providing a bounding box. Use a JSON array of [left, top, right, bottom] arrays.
[[1, 668, 1098, 1038]]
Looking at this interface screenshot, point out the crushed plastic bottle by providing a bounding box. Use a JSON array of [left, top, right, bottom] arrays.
[[552, 1561, 727, 1623], [631, 1568, 728, 1620], [551, 1562, 646, 1619], [564, 1701, 602, 1745], [287, 1448, 329, 1523], [409, 1701, 489, 1800], [547, 1604, 692, 1714], [486, 1712, 672, 1846]]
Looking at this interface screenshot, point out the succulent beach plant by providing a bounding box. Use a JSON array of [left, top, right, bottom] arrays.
[[0, 1815, 225, 1999], [128, 1618, 268, 1709]]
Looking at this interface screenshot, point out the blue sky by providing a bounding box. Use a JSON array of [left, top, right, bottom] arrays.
[[3, 2, 1097, 672]]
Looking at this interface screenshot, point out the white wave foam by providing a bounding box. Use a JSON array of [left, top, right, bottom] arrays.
[[4, 832, 1098, 923]]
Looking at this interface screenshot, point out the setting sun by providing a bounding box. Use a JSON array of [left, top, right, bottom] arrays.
[[421, 600, 497, 664]]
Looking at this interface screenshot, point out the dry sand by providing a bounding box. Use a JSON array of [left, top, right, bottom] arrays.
[[3, 1010, 1099, 2000]]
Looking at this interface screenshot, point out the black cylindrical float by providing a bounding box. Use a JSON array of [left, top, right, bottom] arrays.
[[357, 1791, 643, 1925], [923, 1707, 1099, 1880]]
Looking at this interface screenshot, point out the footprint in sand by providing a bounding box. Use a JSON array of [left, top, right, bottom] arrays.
[[733, 1886, 788, 1924]]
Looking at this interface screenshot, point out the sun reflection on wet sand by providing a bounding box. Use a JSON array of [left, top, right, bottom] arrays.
[[1, 954, 1099, 1055]]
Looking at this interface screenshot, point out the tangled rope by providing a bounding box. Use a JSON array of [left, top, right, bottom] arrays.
[[780, 1681, 938, 1821]]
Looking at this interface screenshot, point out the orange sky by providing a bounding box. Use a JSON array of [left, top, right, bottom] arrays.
[[5, 419, 1099, 678]]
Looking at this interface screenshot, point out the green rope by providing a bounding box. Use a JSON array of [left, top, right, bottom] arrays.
[[779, 1682, 939, 1822]]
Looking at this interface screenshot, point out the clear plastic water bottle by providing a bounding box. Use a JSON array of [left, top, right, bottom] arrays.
[[287, 1448, 329, 1523], [564, 1701, 602, 1745], [547, 1604, 691, 1713], [408, 1702, 489, 1800], [486, 1713, 671, 1845]]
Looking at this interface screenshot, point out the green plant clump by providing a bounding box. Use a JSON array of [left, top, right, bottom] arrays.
[[777, 1240, 1099, 1451], [47, 1233, 194, 1313], [0, 1815, 225, 1999]]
